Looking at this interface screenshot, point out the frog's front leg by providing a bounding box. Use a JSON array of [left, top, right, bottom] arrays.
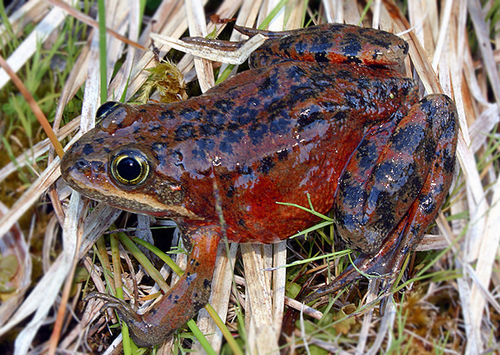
[[88, 225, 221, 348], [306, 94, 458, 303]]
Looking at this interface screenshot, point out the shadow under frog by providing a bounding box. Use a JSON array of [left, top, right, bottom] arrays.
[[60, 24, 458, 347]]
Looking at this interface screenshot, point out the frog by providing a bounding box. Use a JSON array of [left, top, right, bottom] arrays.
[[60, 23, 458, 348]]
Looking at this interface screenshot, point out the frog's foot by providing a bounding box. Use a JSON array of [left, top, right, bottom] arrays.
[[303, 219, 409, 305], [149, 31, 267, 65], [87, 225, 221, 348]]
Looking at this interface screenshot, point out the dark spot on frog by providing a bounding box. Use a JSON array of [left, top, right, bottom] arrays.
[[226, 185, 235, 198], [258, 72, 281, 97], [72, 158, 90, 171], [288, 87, 317, 107], [268, 111, 291, 132], [175, 123, 197, 141], [199, 123, 220, 136], [336, 69, 355, 80], [418, 96, 437, 116], [283, 36, 306, 56], [259, 156, 275, 174], [399, 169, 425, 200], [395, 79, 415, 99], [149, 121, 162, 132], [310, 39, 334, 62], [297, 104, 323, 129], [331, 110, 348, 123], [238, 218, 247, 228], [219, 140, 233, 155], [222, 129, 245, 146], [390, 123, 426, 154], [285, 64, 312, 85], [205, 109, 229, 125], [249, 123, 268, 144], [139, 108, 147, 113], [277, 148, 289, 161], [341, 34, 363, 60], [363, 33, 396, 50], [368, 192, 397, 232], [92, 137, 106, 145], [443, 148, 456, 174], [337, 175, 365, 209], [214, 99, 232, 113], [236, 165, 252, 175], [192, 139, 215, 159], [82, 143, 95, 155], [419, 192, 437, 215], [273, 40, 291, 59], [344, 90, 366, 108], [247, 97, 260, 108], [424, 140, 438, 164], [159, 110, 176, 121], [354, 141, 381, 174], [180, 108, 201, 121], [313, 71, 338, 88], [357, 77, 371, 91], [378, 160, 424, 196], [233, 105, 257, 125]]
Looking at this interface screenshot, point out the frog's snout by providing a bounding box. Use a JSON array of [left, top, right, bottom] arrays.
[[61, 155, 89, 188], [60, 145, 106, 192], [62, 157, 88, 176]]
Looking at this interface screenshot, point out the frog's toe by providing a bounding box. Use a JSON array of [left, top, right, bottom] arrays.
[[303, 244, 405, 306], [86, 292, 153, 347]]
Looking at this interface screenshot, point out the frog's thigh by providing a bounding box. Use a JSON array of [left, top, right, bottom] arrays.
[[335, 94, 457, 254], [396, 94, 457, 240]]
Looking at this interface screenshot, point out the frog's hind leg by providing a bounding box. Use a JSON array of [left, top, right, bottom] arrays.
[[305, 94, 458, 305]]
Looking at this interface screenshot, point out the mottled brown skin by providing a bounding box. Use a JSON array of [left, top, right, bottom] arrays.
[[61, 24, 458, 347]]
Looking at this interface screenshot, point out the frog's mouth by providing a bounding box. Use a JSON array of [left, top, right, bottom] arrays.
[[61, 155, 201, 219]]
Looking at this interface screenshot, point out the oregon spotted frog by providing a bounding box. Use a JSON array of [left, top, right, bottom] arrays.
[[60, 24, 458, 347]]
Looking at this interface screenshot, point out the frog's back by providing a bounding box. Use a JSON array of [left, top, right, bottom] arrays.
[[144, 61, 418, 242]]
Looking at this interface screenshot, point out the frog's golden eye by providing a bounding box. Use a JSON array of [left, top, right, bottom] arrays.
[[110, 150, 150, 186]]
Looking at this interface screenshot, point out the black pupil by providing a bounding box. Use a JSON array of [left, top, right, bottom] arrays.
[[117, 157, 142, 181]]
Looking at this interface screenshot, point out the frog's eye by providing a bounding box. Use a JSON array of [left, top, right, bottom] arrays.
[[110, 150, 150, 186], [96, 101, 121, 120]]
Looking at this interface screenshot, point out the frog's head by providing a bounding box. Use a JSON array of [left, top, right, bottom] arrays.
[[61, 102, 202, 219]]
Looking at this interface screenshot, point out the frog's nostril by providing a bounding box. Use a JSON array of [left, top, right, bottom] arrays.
[[75, 159, 89, 170]]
